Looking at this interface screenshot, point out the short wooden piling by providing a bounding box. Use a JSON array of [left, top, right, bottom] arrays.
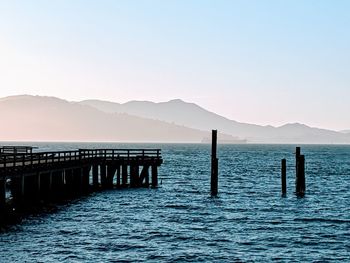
[[296, 155, 305, 195], [281, 159, 286, 195], [211, 130, 218, 196]]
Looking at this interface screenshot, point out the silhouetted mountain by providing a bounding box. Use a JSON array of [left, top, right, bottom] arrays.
[[0, 95, 239, 142], [80, 99, 350, 144]]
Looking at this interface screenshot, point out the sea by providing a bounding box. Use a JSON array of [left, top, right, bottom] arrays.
[[0, 143, 349, 262]]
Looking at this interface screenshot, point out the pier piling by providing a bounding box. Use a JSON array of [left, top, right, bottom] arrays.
[[281, 159, 286, 195], [296, 155, 305, 196], [0, 178, 5, 212], [211, 130, 219, 196], [151, 165, 158, 188]]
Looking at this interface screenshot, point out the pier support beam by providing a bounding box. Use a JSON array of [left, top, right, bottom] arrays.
[[82, 166, 91, 193], [151, 165, 158, 188], [51, 171, 65, 200], [10, 177, 24, 204], [100, 165, 107, 189], [23, 174, 40, 202], [139, 165, 150, 187], [0, 178, 6, 212], [64, 169, 74, 197], [92, 165, 99, 188], [116, 165, 121, 187], [122, 165, 128, 187], [107, 165, 117, 188], [39, 172, 51, 201], [73, 168, 83, 196], [130, 164, 140, 188]]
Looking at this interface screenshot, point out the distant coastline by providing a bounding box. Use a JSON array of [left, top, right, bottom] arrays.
[[201, 137, 247, 144]]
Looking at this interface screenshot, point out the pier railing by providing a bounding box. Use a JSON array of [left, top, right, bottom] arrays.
[[0, 149, 162, 171]]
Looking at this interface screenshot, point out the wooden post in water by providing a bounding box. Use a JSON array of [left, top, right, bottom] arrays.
[[116, 165, 121, 187], [101, 164, 108, 188], [211, 130, 218, 196], [296, 155, 305, 196], [281, 159, 287, 195], [151, 165, 158, 188], [295, 147, 301, 174], [122, 164, 128, 187]]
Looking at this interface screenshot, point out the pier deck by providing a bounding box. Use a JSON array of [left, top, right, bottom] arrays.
[[0, 148, 163, 216]]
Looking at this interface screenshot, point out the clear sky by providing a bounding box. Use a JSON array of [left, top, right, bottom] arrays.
[[0, 0, 349, 131]]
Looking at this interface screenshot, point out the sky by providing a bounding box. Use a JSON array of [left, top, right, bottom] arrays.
[[0, 0, 349, 131]]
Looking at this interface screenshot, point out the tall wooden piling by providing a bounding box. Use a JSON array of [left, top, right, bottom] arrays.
[[295, 147, 301, 173], [296, 155, 305, 195], [281, 159, 286, 195], [211, 130, 218, 196]]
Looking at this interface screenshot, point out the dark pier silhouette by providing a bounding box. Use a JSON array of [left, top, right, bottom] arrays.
[[0, 146, 162, 224]]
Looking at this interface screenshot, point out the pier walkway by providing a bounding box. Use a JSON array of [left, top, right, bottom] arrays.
[[0, 147, 163, 215]]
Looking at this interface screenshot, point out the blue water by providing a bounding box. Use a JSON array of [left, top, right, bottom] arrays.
[[1, 143, 350, 262]]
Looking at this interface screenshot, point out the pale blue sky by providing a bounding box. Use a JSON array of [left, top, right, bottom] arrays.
[[0, 0, 349, 130]]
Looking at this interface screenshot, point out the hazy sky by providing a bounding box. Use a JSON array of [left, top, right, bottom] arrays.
[[0, 1, 349, 131]]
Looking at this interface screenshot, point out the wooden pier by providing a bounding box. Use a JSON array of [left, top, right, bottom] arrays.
[[0, 147, 162, 221]]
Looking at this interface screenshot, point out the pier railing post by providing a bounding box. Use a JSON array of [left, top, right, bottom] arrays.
[[211, 130, 218, 196], [281, 159, 286, 195]]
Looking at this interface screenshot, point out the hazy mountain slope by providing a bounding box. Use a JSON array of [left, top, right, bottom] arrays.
[[80, 99, 350, 144], [0, 95, 236, 142]]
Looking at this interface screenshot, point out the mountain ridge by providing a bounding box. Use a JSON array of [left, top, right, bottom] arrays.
[[0, 95, 240, 143], [80, 98, 350, 144]]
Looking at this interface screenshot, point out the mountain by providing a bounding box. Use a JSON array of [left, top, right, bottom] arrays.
[[80, 99, 350, 144], [340, 130, 350, 134], [0, 95, 239, 143]]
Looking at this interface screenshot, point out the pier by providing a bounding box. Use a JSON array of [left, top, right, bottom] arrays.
[[0, 147, 162, 222]]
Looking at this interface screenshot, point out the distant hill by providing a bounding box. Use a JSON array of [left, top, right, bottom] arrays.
[[80, 99, 350, 144], [0, 95, 238, 143], [340, 130, 350, 134]]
